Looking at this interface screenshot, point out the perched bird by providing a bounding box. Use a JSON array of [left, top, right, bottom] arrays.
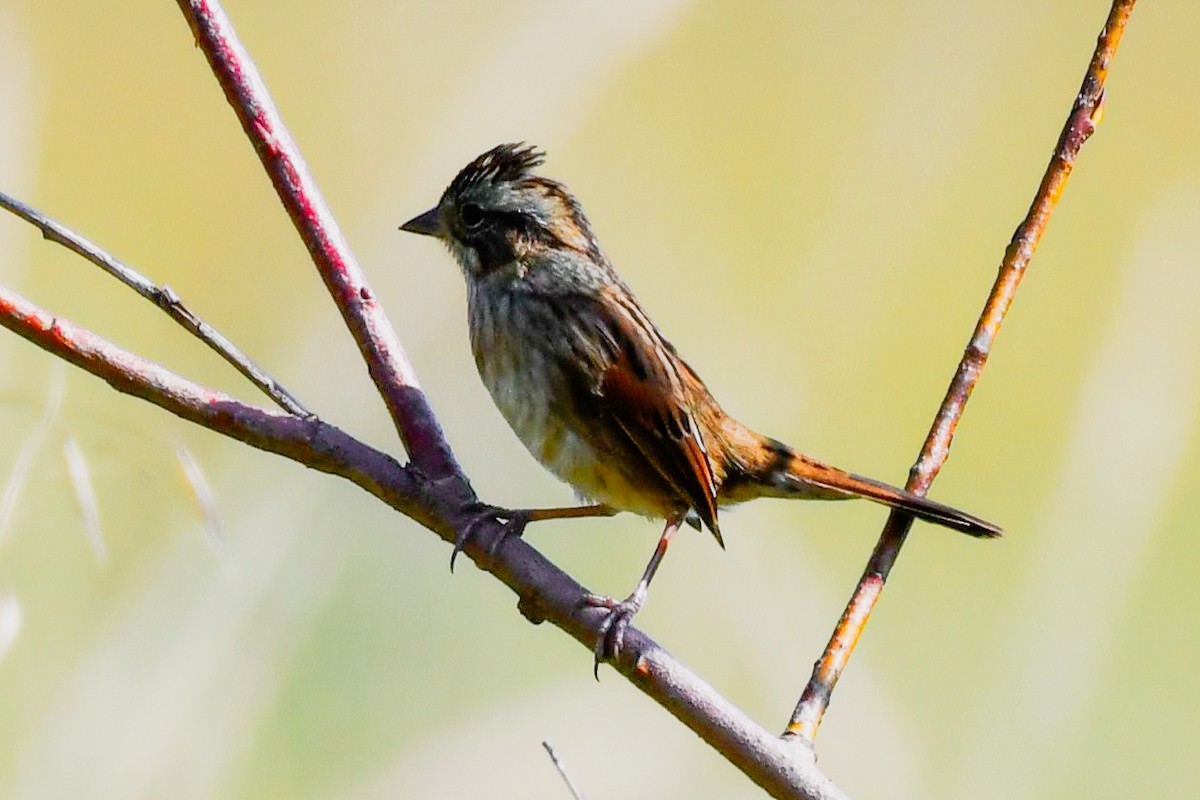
[[401, 143, 1000, 666]]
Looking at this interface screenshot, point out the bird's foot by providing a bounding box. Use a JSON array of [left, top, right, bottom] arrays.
[[451, 503, 531, 572], [580, 587, 647, 678]]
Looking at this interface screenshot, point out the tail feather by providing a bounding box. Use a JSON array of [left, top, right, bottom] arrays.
[[804, 467, 1002, 538], [726, 435, 1002, 539]]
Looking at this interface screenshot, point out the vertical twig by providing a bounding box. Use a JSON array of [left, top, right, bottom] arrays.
[[785, 0, 1137, 744]]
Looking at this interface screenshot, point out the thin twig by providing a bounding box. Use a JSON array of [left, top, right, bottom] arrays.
[[542, 741, 587, 800], [0, 191, 310, 417], [175, 0, 460, 481], [784, 0, 1137, 744], [0, 280, 847, 800]]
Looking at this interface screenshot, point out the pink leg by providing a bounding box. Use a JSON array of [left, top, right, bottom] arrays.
[[582, 514, 684, 674]]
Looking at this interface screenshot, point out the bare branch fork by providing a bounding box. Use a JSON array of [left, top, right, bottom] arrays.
[[0, 1, 1134, 797], [0, 191, 309, 417]]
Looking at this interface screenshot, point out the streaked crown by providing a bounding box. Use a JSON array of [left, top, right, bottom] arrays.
[[447, 143, 546, 198]]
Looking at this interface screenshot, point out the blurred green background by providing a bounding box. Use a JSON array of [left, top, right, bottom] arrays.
[[0, 1, 1196, 798]]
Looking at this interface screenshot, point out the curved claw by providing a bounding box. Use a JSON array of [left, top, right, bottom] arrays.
[[580, 591, 644, 678], [451, 504, 530, 572]]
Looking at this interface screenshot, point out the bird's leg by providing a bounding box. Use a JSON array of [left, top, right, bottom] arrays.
[[452, 503, 617, 571], [582, 514, 684, 675]]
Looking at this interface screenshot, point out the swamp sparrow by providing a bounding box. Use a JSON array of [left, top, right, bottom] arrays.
[[402, 144, 1000, 667]]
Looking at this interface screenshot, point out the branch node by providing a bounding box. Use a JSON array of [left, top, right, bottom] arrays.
[[517, 594, 547, 625], [159, 283, 182, 308]]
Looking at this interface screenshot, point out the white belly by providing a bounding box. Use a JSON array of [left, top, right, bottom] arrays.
[[470, 315, 593, 487]]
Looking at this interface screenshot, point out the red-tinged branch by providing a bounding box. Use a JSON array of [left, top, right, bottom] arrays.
[[174, 0, 459, 481], [0, 284, 428, 524], [785, 0, 1137, 744]]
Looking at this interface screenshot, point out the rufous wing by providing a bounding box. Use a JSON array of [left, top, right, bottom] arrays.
[[596, 290, 722, 544]]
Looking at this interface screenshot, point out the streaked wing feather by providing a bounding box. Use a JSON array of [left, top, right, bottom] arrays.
[[595, 291, 721, 540]]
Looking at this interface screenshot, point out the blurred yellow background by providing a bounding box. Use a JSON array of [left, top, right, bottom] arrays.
[[0, 2, 1196, 798]]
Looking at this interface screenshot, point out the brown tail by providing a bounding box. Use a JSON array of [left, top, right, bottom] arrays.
[[725, 435, 1002, 539]]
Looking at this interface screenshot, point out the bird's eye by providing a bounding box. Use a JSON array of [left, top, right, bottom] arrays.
[[460, 202, 485, 229]]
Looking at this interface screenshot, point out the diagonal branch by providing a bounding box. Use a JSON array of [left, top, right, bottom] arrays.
[[0, 190, 309, 417], [785, 0, 1138, 744], [1, 256, 845, 798], [0, 284, 420, 519], [174, 0, 460, 481]]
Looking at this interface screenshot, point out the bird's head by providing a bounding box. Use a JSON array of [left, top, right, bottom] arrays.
[[400, 143, 603, 283]]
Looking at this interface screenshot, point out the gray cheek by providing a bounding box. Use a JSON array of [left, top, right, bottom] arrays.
[[446, 240, 482, 278]]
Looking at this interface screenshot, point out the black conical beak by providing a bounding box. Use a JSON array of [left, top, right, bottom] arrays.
[[399, 207, 441, 237]]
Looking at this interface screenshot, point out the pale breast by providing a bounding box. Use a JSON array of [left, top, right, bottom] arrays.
[[466, 285, 679, 520]]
